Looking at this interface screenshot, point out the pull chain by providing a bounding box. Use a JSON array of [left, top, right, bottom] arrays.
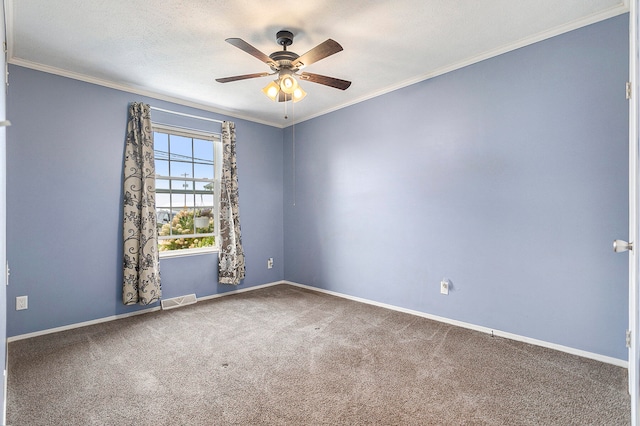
[[284, 95, 288, 119], [292, 99, 296, 206]]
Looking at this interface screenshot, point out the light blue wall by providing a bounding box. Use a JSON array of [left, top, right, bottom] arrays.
[[283, 15, 629, 359], [6, 66, 284, 336]]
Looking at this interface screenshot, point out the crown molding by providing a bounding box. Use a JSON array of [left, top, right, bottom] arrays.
[[293, 2, 630, 125], [7, 57, 285, 128], [6, 1, 629, 129]]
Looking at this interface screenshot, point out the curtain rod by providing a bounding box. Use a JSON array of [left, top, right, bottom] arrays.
[[150, 106, 224, 124], [151, 122, 221, 138]]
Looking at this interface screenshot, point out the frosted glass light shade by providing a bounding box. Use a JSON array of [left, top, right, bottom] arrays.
[[292, 87, 307, 103], [262, 81, 280, 101], [279, 75, 298, 94]]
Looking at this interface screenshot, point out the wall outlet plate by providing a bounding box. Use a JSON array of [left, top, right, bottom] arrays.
[[267, 258, 274, 269], [440, 280, 449, 295], [16, 295, 28, 310]]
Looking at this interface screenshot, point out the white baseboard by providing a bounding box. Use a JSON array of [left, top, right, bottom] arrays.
[[7, 306, 162, 342], [7, 279, 628, 369], [283, 280, 628, 369], [197, 280, 282, 302], [6, 280, 285, 343]]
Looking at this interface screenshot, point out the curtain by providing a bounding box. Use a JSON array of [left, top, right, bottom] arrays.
[[218, 121, 245, 285], [122, 102, 162, 305]]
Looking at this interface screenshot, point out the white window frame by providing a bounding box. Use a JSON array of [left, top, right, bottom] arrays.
[[152, 123, 222, 258]]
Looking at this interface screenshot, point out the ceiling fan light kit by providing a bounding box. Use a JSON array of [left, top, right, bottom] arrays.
[[216, 30, 351, 103], [292, 87, 307, 102], [279, 72, 298, 94], [262, 81, 280, 100]]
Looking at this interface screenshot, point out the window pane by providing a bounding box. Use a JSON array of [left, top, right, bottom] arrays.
[[156, 209, 172, 227], [169, 161, 192, 178], [154, 133, 168, 159], [194, 192, 207, 207], [194, 139, 212, 160], [194, 163, 214, 180], [170, 135, 193, 160], [193, 138, 211, 155], [159, 236, 215, 252], [156, 178, 170, 191], [195, 182, 212, 192], [197, 182, 215, 192], [197, 194, 214, 207], [194, 214, 213, 233], [176, 208, 194, 233], [171, 179, 193, 192], [155, 193, 171, 207], [155, 160, 169, 177], [171, 194, 183, 208], [172, 193, 195, 208], [186, 193, 197, 208], [194, 139, 213, 178]]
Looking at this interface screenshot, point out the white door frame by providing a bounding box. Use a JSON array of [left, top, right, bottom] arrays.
[[629, 2, 639, 425]]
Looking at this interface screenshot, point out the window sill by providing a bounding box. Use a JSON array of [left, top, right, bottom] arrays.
[[159, 247, 218, 259]]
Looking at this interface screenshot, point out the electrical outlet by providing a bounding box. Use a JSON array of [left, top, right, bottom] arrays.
[[267, 258, 274, 269], [16, 295, 28, 310], [440, 280, 449, 295]]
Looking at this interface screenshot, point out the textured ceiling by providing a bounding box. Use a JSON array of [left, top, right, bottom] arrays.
[[7, 0, 629, 127]]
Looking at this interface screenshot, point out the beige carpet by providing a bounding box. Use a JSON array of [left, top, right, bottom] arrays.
[[7, 284, 630, 425]]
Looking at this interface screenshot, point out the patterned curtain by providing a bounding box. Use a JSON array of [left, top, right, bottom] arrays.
[[218, 121, 245, 285], [122, 102, 162, 305]]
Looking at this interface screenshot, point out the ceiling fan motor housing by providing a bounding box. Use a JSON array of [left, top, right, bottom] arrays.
[[276, 30, 294, 47], [269, 51, 299, 71], [269, 31, 299, 71]]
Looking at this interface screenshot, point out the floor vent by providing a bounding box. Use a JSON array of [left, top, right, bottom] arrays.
[[161, 294, 197, 310]]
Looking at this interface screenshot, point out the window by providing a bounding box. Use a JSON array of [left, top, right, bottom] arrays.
[[153, 124, 221, 256]]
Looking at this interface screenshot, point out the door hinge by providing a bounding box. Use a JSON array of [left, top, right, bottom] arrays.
[[3, 42, 7, 90], [627, 82, 632, 100], [627, 329, 632, 348]]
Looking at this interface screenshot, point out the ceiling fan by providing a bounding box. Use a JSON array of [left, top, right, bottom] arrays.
[[216, 30, 351, 103]]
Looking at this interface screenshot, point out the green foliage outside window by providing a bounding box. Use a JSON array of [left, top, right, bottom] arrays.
[[158, 209, 214, 252]]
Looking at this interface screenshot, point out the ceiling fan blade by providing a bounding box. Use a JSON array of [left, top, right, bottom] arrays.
[[299, 72, 351, 90], [225, 38, 277, 67], [215, 72, 271, 83], [291, 39, 343, 69]]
